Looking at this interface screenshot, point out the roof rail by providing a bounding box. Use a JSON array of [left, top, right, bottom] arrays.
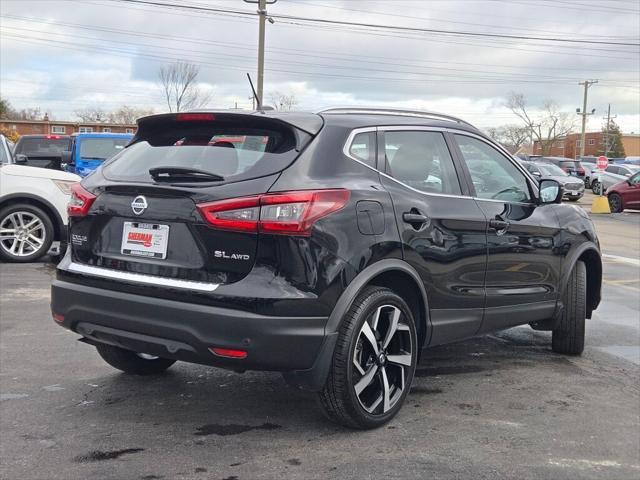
[[316, 107, 475, 128]]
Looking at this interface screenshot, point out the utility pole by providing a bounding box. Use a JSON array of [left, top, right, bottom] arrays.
[[245, 0, 277, 108], [576, 80, 598, 158]]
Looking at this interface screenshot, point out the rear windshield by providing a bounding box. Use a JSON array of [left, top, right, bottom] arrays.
[[559, 160, 579, 168], [103, 123, 299, 183], [79, 138, 129, 160], [16, 137, 70, 156]]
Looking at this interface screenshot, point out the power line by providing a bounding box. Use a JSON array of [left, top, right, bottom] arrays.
[[3, 24, 637, 85], [112, 0, 640, 47], [4, 14, 639, 70]]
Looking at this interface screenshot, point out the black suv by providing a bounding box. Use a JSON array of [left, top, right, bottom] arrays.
[[51, 108, 602, 429]]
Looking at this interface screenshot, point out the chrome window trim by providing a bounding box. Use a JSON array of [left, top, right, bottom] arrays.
[[66, 262, 220, 292], [342, 125, 540, 205], [342, 126, 473, 201]]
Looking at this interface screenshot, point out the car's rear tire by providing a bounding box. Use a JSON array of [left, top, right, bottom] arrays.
[[608, 193, 623, 213], [0, 203, 54, 263], [591, 181, 601, 195], [318, 286, 418, 429], [95, 344, 176, 375], [552, 261, 586, 355]]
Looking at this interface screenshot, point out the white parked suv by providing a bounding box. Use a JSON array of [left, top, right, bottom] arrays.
[[0, 135, 80, 262]]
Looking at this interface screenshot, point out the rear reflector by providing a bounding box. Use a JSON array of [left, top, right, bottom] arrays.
[[53, 313, 65, 323], [68, 183, 97, 217], [209, 347, 247, 359], [197, 189, 350, 236], [176, 113, 215, 122]]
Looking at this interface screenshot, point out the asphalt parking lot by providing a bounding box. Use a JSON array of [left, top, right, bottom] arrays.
[[1, 205, 638, 480]]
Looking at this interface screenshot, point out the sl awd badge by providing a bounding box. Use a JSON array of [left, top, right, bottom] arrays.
[[131, 196, 148, 215]]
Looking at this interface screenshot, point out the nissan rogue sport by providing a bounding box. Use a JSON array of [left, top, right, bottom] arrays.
[[51, 108, 602, 429]]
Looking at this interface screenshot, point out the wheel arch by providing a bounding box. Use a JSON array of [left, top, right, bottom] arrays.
[[561, 243, 602, 319], [284, 258, 430, 391], [0, 193, 65, 241]]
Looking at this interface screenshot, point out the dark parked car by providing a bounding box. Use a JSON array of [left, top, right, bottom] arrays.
[[13, 134, 71, 170], [51, 108, 602, 429], [607, 171, 640, 212], [522, 161, 585, 201], [539, 156, 586, 182]]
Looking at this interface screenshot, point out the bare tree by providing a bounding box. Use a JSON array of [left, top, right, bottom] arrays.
[[486, 124, 530, 153], [267, 91, 298, 111], [108, 105, 155, 124], [506, 92, 576, 156], [158, 62, 212, 112], [74, 106, 109, 123]]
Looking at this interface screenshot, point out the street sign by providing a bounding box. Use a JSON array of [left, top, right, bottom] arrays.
[[597, 155, 608, 170]]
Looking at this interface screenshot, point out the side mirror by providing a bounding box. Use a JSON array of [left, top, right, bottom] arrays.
[[532, 171, 541, 177], [538, 179, 562, 205], [14, 154, 28, 164], [61, 151, 73, 164]]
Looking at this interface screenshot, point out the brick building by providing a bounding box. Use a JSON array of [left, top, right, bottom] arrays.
[[533, 132, 640, 158], [0, 118, 137, 137], [532, 132, 603, 158]]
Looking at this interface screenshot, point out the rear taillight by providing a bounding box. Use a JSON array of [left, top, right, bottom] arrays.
[[197, 189, 350, 236], [67, 183, 97, 217]]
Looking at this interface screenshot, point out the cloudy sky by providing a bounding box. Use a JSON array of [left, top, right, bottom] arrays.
[[1, 0, 639, 133]]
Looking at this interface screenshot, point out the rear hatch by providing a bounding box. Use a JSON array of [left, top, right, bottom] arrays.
[[68, 112, 321, 286]]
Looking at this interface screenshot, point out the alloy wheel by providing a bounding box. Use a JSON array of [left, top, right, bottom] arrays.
[[0, 211, 47, 257], [352, 305, 414, 415]]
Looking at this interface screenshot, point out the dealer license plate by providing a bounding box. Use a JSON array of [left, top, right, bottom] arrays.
[[121, 222, 169, 259]]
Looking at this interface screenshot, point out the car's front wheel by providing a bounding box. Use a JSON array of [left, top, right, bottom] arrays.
[[608, 193, 623, 213], [0, 203, 54, 263], [591, 181, 601, 195], [318, 286, 418, 429], [552, 261, 586, 355], [96, 344, 176, 375]]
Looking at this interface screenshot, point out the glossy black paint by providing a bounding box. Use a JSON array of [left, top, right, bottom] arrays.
[[53, 110, 602, 390]]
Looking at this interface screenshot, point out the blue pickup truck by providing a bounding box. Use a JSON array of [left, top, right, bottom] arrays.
[[62, 133, 132, 177]]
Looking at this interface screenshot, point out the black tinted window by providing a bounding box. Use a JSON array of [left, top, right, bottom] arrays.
[[384, 131, 461, 195], [16, 137, 70, 156], [103, 123, 298, 183]]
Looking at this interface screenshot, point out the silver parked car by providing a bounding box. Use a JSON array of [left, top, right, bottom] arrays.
[[522, 161, 585, 201], [591, 164, 640, 194]]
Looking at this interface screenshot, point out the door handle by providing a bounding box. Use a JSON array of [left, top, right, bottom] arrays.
[[489, 218, 510, 231], [403, 212, 429, 227]]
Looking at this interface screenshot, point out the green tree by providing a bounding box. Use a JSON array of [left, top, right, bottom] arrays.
[[0, 97, 14, 119], [599, 120, 625, 158]]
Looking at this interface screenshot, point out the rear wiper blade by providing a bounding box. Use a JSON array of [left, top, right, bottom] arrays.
[[149, 166, 224, 182]]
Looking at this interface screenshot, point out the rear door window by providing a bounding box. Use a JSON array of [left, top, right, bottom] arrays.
[[383, 130, 461, 195], [103, 118, 301, 183]]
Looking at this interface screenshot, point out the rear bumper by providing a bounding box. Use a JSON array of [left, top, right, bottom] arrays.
[[51, 279, 329, 372]]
